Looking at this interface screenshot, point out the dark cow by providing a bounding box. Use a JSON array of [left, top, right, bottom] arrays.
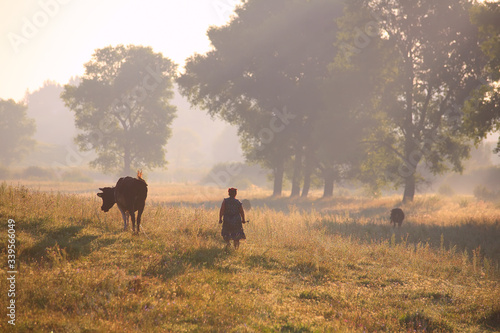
[[241, 199, 251, 211], [390, 208, 405, 227], [97, 172, 148, 233]]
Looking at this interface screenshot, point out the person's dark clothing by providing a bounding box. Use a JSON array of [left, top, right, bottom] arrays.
[[221, 197, 246, 241]]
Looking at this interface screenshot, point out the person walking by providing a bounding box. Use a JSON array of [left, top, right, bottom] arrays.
[[219, 188, 246, 250]]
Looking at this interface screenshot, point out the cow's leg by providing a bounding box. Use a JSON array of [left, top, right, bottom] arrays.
[[118, 206, 128, 231], [130, 212, 137, 233], [136, 208, 144, 233]]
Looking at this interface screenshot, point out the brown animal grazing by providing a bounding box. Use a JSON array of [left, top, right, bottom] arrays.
[[97, 171, 148, 233], [241, 199, 251, 211], [390, 208, 405, 227]]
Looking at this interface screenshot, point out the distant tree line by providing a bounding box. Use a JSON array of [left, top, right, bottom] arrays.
[[7, 0, 496, 203]]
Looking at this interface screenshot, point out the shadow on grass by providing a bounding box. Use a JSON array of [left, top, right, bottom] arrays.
[[145, 247, 229, 280], [21, 222, 116, 262], [482, 307, 500, 330], [246, 254, 281, 270], [316, 219, 500, 262]]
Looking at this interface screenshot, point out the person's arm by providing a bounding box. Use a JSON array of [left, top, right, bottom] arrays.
[[239, 204, 245, 223], [219, 200, 225, 223]]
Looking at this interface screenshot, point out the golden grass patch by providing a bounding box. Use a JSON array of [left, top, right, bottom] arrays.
[[0, 182, 498, 332]]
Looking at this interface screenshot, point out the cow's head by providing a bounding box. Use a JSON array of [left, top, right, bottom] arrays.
[[97, 187, 116, 212]]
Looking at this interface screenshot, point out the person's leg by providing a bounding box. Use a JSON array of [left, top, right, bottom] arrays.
[[224, 239, 231, 252], [234, 239, 240, 249]]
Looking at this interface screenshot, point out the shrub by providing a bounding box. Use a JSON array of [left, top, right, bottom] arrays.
[[458, 198, 469, 208], [23, 166, 56, 180], [438, 184, 455, 197], [473, 185, 499, 201]]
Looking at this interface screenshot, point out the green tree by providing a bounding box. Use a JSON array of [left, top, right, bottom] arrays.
[[463, 2, 500, 154], [338, 0, 489, 202], [0, 99, 36, 165], [179, 0, 343, 196], [61, 45, 177, 175]]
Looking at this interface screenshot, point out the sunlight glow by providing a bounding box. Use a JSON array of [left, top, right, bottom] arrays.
[[0, 0, 239, 101]]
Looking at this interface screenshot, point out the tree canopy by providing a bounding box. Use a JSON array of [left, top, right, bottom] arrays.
[[180, 0, 499, 200], [463, 2, 500, 154], [178, 0, 349, 197], [336, 0, 493, 201], [61, 45, 177, 175]]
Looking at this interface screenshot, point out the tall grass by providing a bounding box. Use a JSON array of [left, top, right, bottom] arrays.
[[0, 183, 499, 332]]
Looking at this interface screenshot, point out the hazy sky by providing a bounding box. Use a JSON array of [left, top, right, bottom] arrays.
[[1, 0, 239, 101]]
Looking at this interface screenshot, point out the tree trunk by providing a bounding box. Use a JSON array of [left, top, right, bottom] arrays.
[[301, 153, 313, 198], [272, 162, 284, 197], [402, 174, 415, 203], [290, 151, 302, 197], [401, 54, 416, 203], [401, 125, 420, 204], [301, 169, 311, 198], [323, 169, 335, 197]]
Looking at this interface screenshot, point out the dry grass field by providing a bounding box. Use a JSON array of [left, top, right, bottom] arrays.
[[0, 181, 499, 332]]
